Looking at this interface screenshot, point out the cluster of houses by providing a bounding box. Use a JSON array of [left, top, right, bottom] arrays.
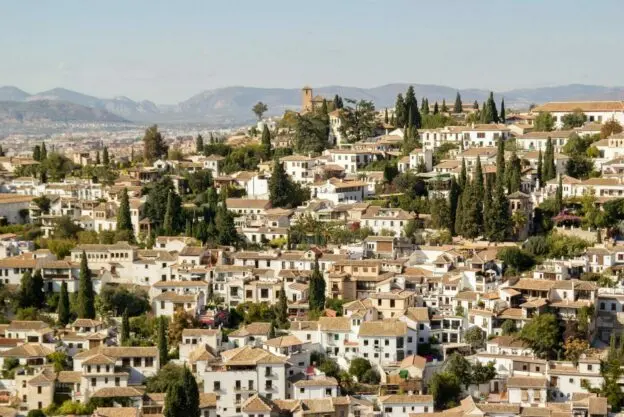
[[0, 97, 623, 417]]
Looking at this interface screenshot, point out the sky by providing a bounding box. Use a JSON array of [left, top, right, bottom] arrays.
[[1, 0, 623, 103]]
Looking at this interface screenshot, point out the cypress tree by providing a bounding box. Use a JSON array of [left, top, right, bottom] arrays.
[[121, 308, 130, 345], [77, 251, 95, 319], [404, 86, 421, 128], [276, 282, 289, 328], [483, 177, 493, 236], [96, 151, 101, 165], [433, 102, 439, 115], [537, 149, 543, 188], [33, 145, 41, 162], [453, 92, 463, 113], [269, 160, 293, 208], [507, 152, 522, 193], [269, 320, 277, 339], [163, 191, 174, 235], [421, 98, 430, 116], [390, 114, 395, 127], [18, 271, 34, 309], [215, 203, 239, 246], [449, 177, 460, 235], [473, 100, 479, 110], [333, 95, 343, 110], [441, 99, 448, 113], [395, 94, 406, 128], [454, 192, 464, 237], [261, 124, 271, 159], [158, 316, 168, 367], [500, 98, 506, 123], [117, 188, 133, 236], [555, 176, 563, 214], [182, 366, 200, 417], [480, 101, 488, 123], [164, 382, 185, 417], [58, 281, 70, 326], [195, 134, 204, 153], [474, 156, 484, 197], [485, 92, 498, 123], [459, 158, 468, 191], [462, 181, 481, 238], [41, 143, 47, 160], [543, 138, 556, 182], [384, 108, 389, 124], [496, 138, 506, 182], [309, 259, 325, 311], [102, 147, 110, 165], [32, 270, 44, 309]]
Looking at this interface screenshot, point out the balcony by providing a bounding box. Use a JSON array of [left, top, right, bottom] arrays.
[[234, 386, 256, 393]]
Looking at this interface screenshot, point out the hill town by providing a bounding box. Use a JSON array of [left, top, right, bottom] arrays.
[[0, 84, 621, 417]]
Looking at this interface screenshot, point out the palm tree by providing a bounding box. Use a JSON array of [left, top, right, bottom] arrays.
[[511, 211, 528, 240]]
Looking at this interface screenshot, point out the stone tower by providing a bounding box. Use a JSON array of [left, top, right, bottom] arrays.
[[301, 86, 313, 112]]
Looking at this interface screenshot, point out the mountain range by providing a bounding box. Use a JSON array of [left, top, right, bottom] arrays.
[[1, 84, 624, 125]]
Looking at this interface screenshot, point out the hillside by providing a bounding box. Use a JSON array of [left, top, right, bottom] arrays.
[[0, 100, 129, 123], [2, 83, 624, 124]]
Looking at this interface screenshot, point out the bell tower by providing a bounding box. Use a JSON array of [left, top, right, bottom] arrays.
[[301, 86, 313, 111]]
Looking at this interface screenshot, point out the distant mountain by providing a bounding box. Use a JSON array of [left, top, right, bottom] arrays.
[[2, 83, 624, 125], [0, 100, 128, 123], [0, 86, 30, 102]]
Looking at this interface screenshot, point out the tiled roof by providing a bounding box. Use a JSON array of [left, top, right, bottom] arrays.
[[359, 320, 407, 337]]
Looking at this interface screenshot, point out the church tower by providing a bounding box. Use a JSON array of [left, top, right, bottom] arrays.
[[301, 86, 313, 112]]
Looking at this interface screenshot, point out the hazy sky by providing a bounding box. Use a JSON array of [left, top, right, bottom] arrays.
[[1, 0, 622, 103]]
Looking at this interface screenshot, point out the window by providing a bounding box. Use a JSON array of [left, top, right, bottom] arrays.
[[385, 339, 389, 346], [300, 388, 305, 393], [325, 388, 332, 396], [588, 364, 593, 371], [115, 377, 120, 386], [214, 381, 220, 391], [364, 340, 369, 346], [265, 380, 273, 390], [133, 357, 142, 367], [385, 408, 392, 413], [145, 357, 154, 367], [265, 367, 272, 376], [37, 386, 42, 394], [91, 378, 96, 387], [424, 407, 429, 412]]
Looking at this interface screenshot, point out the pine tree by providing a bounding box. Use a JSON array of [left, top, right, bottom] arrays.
[[182, 366, 200, 417], [164, 382, 185, 417], [102, 147, 110, 165], [500, 98, 506, 123], [449, 177, 460, 235], [41, 143, 47, 160], [537, 149, 543, 188], [543, 138, 556, 182], [163, 191, 174, 235], [116, 188, 133, 237], [441, 99, 448, 113], [33, 145, 41, 162], [58, 281, 70, 326], [261, 124, 272, 159], [158, 316, 168, 367], [143, 125, 168, 163], [308, 259, 325, 311], [384, 108, 389, 124], [195, 134, 204, 153], [77, 251, 95, 319], [121, 308, 130, 345], [276, 283, 289, 328], [433, 102, 439, 115], [453, 92, 463, 113]]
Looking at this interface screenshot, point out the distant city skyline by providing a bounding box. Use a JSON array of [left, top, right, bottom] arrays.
[[1, 0, 623, 103]]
